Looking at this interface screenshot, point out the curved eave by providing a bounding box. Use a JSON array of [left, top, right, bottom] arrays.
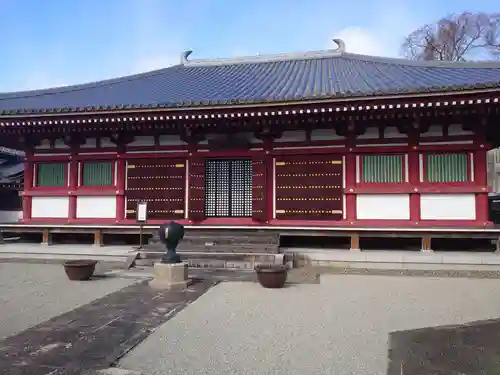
[[0, 81, 499, 118]]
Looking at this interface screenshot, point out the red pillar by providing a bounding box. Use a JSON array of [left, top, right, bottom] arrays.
[[264, 138, 273, 222], [68, 150, 78, 222], [474, 147, 489, 224], [345, 141, 357, 222], [408, 134, 421, 223], [115, 155, 126, 223], [21, 150, 34, 222]]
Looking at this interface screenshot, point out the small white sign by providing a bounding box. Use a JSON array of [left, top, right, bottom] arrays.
[[137, 202, 148, 223]]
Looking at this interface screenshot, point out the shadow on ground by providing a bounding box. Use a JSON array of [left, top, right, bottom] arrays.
[[388, 318, 500, 375]]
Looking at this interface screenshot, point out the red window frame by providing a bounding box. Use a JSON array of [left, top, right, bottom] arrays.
[[78, 160, 116, 189], [33, 162, 69, 190], [357, 153, 407, 187], [421, 151, 473, 186]]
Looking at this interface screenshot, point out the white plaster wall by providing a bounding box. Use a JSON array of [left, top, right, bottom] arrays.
[[357, 127, 379, 139], [241, 132, 263, 143], [384, 126, 405, 139], [420, 125, 443, 137], [53, 139, 69, 149], [0, 210, 21, 223], [310, 129, 344, 141], [274, 130, 306, 143], [159, 134, 187, 146], [448, 124, 473, 136], [36, 139, 52, 150], [81, 138, 97, 148], [100, 137, 115, 148], [198, 132, 262, 145], [128, 136, 155, 147], [76, 196, 117, 219], [420, 194, 476, 220], [31, 197, 69, 218], [356, 194, 410, 220]]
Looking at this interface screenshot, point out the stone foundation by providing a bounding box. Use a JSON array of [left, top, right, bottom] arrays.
[[138, 252, 285, 270], [149, 262, 189, 290]]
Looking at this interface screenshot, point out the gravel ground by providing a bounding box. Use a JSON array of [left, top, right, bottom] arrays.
[[119, 275, 500, 375], [0, 263, 137, 340]]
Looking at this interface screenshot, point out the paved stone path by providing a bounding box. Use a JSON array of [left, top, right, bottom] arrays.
[[0, 264, 138, 340], [0, 264, 216, 375], [118, 274, 500, 375]]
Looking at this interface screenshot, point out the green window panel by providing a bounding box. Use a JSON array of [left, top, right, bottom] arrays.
[[82, 162, 113, 186], [426, 153, 468, 183], [362, 155, 403, 183], [37, 163, 66, 187]]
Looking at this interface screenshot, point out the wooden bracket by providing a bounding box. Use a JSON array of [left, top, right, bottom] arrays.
[[180, 128, 205, 146], [109, 132, 135, 147], [63, 133, 86, 148]]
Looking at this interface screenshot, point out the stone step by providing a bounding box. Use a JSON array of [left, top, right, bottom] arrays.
[[148, 231, 280, 245], [137, 251, 284, 270], [149, 238, 279, 246], [147, 243, 279, 253], [178, 244, 279, 252], [147, 229, 280, 253], [181, 235, 279, 243]]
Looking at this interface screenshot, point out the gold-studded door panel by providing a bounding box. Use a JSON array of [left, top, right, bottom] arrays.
[[125, 159, 186, 220], [275, 155, 343, 220]]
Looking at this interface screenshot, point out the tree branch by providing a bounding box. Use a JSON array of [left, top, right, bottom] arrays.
[[401, 11, 500, 61]]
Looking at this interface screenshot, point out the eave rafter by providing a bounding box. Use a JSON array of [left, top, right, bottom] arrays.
[[0, 92, 498, 133]]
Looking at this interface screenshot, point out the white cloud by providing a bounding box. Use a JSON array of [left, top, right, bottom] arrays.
[[325, 1, 427, 58], [330, 27, 389, 56]]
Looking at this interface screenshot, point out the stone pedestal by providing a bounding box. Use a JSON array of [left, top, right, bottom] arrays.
[[148, 262, 189, 290]]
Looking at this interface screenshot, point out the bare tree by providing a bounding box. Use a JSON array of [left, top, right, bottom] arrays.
[[485, 13, 500, 58], [402, 12, 500, 61]]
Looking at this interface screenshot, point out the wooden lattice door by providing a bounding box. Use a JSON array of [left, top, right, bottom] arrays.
[[204, 159, 253, 218]]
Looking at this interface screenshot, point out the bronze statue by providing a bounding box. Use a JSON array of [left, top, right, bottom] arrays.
[[158, 221, 185, 264]]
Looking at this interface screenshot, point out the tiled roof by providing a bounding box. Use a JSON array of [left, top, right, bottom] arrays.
[[0, 149, 23, 183], [1, 41, 500, 115]]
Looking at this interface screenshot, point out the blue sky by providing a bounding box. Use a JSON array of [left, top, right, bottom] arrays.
[[0, 0, 497, 92]]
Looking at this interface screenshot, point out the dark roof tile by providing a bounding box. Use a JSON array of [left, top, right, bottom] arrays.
[[0, 49, 500, 115]]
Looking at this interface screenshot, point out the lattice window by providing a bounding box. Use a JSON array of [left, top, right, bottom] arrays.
[[230, 159, 253, 217], [36, 163, 66, 187], [425, 153, 469, 182], [205, 159, 252, 217], [361, 155, 403, 183], [82, 162, 113, 186]]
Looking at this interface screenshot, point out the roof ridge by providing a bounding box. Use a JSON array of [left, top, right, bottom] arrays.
[[181, 39, 347, 67], [344, 53, 500, 69]]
